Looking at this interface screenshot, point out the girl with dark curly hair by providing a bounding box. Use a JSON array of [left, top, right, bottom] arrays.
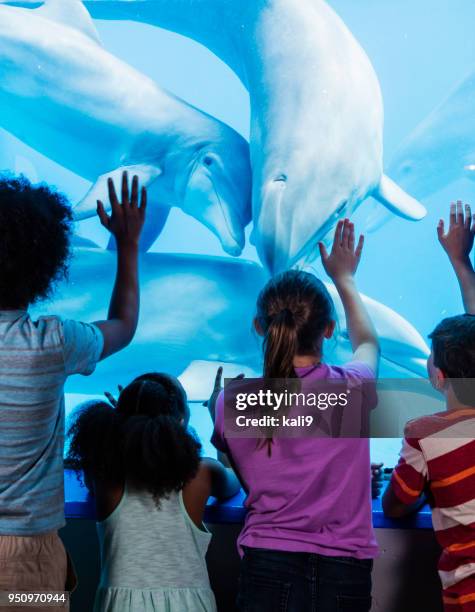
[[67, 372, 239, 612]]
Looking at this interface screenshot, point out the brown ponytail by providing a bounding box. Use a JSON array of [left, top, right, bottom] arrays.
[[263, 308, 298, 379], [256, 270, 335, 455]]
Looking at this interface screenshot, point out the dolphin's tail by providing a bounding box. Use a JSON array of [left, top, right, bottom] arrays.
[[373, 174, 426, 220]]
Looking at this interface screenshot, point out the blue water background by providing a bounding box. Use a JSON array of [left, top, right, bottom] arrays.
[[3, 1, 475, 465]]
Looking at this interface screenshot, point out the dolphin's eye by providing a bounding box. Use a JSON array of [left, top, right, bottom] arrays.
[[203, 156, 214, 166]]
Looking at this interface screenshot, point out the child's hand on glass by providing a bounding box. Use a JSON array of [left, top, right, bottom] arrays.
[[204, 367, 244, 421], [319, 218, 364, 284], [104, 385, 124, 408], [437, 201, 475, 267], [371, 462, 384, 499], [97, 171, 147, 248]]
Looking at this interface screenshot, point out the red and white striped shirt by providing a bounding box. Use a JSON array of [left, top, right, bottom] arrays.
[[391, 409, 475, 611]]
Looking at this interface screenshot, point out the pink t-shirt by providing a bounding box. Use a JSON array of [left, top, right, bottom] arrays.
[[211, 362, 379, 559]]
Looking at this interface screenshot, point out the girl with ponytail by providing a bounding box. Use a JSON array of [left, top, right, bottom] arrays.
[[67, 372, 239, 612], [210, 219, 381, 612]]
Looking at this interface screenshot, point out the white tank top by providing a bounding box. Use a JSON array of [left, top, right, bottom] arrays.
[[95, 483, 217, 612]]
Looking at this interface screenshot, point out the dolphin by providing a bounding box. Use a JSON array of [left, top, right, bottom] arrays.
[[324, 283, 430, 378], [387, 69, 475, 200], [0, 0, 252, 255], [22, 0, 427, 272], [30, 247, 430, 396]]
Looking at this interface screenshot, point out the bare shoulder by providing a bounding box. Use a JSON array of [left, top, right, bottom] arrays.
[[184, 458, 222, 497], [93, 478, 124, 522], [182, 459, 217, 527]]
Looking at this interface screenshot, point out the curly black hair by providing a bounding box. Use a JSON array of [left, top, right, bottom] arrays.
[[66, 373, 202, 504], [0, 174, 73, 308]]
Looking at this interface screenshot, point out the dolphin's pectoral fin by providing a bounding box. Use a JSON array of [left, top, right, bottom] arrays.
[[106, 204, 171, 252], [36, 0, 102, 45], [73, 164, 162, 220], [373, 174, 426, 221]]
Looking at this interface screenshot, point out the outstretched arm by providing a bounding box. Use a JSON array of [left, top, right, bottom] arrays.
[[182, 457, 241, 527], [438, 201, 475, 314], [93, 172, 147, 360], [319, 219, 380, 373], [382, 480, 426, 518]]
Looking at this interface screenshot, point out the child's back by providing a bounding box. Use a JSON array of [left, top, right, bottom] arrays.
[[95, 484, 215, 612], [395, 410, 475, 591], [68, 372, 239, 612], [0, 172, 147, 602], [213, 361, 378, 559], [385, 309, 475, 611], [210, 220, 381, 612], [0, 313, 101, 535]]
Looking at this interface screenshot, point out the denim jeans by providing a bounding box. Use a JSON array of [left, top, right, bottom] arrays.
[[237, 547, 373, 612]]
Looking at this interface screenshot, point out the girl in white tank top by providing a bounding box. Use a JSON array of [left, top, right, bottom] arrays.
[[67, 372, 239, 612]]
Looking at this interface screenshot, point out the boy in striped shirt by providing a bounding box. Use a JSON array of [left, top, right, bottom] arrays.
[[383, 202, 475, 611], [0, 172, 146, 607]]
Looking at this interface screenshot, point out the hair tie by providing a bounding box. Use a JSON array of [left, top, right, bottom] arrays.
[[280, 307, 294, 320]]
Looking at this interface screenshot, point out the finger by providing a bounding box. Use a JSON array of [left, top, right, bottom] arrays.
[[121, 171, 130, 207], [107, 178, 120, 214], [456, 200, 463, 225], [465, 204, 472, 229], [449, 202, 456, 227], [96, 200, 110, 229], [333, 220, 344, 248], [139, 186, 147, 213], [348, 222, 355, 251], [437, 219, 445, 241], [355, 234, 364, 260], [213, 366, 223, 392], [104, 391, 117, 407], [342, 218, 351, 248], [318, 242, 328, 261], [130, 175, 139, 208], [233, 373, 245, 381]]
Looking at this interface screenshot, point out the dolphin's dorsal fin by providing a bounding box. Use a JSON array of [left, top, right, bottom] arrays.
[[36, 0, 102, 45], [373, 174, 426, 221], [73, 164, 163, 221]]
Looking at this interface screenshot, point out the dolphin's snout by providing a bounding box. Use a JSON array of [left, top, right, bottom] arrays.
[[182, 156, 248, 257], [221, 240, 243, 257]]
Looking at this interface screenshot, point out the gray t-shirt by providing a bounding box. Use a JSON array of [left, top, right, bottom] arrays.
[[0, 311, 103, 535]]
